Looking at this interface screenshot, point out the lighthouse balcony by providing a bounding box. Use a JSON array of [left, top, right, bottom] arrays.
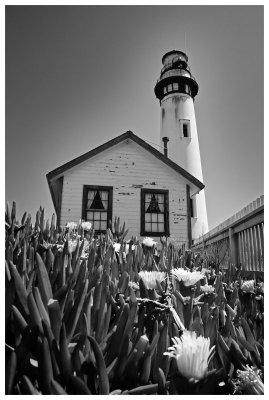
[[160, 62, 191, 76], [158, 68, 195, 83]]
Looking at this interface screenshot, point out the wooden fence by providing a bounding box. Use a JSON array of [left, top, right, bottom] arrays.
[[191, 195, 264, 272]]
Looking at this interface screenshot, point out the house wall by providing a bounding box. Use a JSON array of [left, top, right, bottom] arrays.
[[60, 139, 190, 246]]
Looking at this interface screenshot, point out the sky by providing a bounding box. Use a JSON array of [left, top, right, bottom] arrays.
[[5, 4, 264, 231]]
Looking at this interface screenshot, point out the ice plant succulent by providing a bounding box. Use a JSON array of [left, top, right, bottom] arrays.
[[200, 284, 215, 294], [128, 281, 140, 291], [81, 221, 92, 231], [68, 239, 78, 253], [142, 237, 156, 248], [241, 279, 255, 293], [66, 222, 77, 230], [171, 268, 204, 287], [235, 365, 264, 395], [138, 270, 166, 290], [164, 331, 215, 381], [113, 243, 121, 253], [256, 281, 264, 294]]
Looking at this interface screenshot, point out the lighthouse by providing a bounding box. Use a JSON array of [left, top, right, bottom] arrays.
[[154, 50, 208, 240]]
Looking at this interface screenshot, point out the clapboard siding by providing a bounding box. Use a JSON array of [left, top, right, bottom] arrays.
[[60, 139, 190, 245]]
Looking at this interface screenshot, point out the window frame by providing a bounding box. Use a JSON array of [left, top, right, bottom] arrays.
[[140, 188, 169, 237], [82, 185, 113, 234]]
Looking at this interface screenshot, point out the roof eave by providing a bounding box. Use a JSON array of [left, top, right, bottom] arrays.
[[46, 130, 205, 192]]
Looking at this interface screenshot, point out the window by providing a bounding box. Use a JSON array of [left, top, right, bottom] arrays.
[[82, 185, 113, 233], [164, 86, 167, 94], [141, 189, 169, 236], [173, 82, 179, 91], [185, 84, 191, 95], [168, 84, 173, 92], [180, 119, 191, 139], [183, 123, 189, 137]]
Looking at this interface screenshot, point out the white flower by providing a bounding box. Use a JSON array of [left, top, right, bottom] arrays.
[[164, 331, 215, 381], [81, 221, 92, 231], [68, 239, 78, 253], [241, 279, 255, 293], [80, 239, 90, 259], [138, 271, 166, 290], [66, 222, 77, 230], [128, 281, 140, 290], [200, 284, 215, 294], [235, 365, 264, 395], [113, 243, 121, 253], [201, 267, 211, 275], [171, 268, 204, 287], [125, 241, 136, 254], [142, 237, 156, 248]]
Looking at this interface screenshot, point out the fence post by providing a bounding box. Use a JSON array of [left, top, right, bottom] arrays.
[[229, 228, 238, 267]]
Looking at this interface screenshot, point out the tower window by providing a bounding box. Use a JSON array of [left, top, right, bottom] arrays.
[[185, 84, 191, 95], [164, 86, 167, 94], [173, 82, 179, 91], [180, 119, 191, 139], [168, 84, 173, 92], [82, 185, 113, 233], [183, 123, 189, 137], [141, 189, 169, 236]]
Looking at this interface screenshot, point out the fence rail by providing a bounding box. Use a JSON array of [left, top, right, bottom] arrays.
[[192, 195, 264, 272]]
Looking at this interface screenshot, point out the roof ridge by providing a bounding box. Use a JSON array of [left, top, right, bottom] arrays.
[[46, 130, 204, 191]]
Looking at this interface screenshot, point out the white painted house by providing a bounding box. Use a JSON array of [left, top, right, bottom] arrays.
[[47, 50, 208, 246], [46, 131, 204, 247]]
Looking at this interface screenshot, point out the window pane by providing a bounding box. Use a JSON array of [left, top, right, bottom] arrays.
[[88, 190, 105, 210], [100, 221, 107, 230], [158, 222, 164, 232], [93, 220, 101, 230], [151, 213, 158, 222], [152, 223, 158, 232], [102, 200, 108, 210], [94, 211, 101, 220], [101, 191, 108, 200], [146, 194, 162, 213], [145, 194, 151, 203], [173, 82, 179, 90], [157, 194, 164, 204], [164, 86, 167, 94], [158, 214, 164, 223], [145, 222, 152, 232], [168, 84, 172, 92], [88, 190, 96, 201], [183, 123, 189, 137], [159, 203, 164, 212], [145, 213, 151, 222], [101, 212, 107, 221], [87, 211, 94, 220]]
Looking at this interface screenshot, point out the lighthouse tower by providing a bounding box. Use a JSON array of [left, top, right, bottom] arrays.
[[154, 50, 208, 240]]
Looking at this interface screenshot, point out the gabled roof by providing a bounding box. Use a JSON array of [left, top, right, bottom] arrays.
[[47, 130, 204, 190]]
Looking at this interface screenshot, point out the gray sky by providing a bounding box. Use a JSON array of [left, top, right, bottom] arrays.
[[5, 5, 264, 230]]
